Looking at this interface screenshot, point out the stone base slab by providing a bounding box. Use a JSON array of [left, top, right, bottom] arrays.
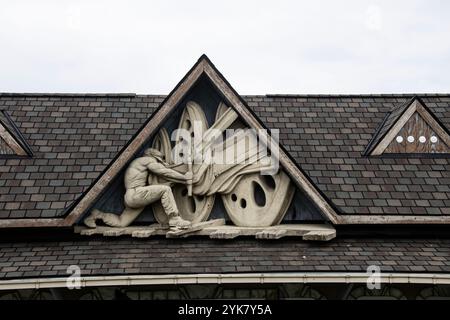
[[74, 220, 336, 241]]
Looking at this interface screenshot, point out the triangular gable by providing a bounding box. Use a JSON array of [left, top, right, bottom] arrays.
[[62, 55, 340, 225], [366, 97, 450, 156], [0, 110, 32, 157]]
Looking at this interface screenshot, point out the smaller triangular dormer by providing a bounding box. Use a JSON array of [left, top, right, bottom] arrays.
[[366, 98, 450, 156], [0, 110, 32, 157]]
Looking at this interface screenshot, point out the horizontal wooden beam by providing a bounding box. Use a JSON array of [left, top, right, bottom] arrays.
[[2, 272, 450, 290]]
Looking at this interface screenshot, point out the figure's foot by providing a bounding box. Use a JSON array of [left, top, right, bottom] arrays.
[[84, 209, 101, 228], [168, 215, 191, 229]]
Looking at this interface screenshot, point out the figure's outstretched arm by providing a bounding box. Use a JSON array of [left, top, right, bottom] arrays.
[[147, 162, 189, 183], [193, 162, 210, 184]]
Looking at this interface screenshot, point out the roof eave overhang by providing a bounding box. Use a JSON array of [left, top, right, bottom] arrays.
[[1, 272, 450, 291]]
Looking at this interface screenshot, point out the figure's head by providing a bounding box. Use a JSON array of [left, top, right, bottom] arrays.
[[144, 148, 165, 162]]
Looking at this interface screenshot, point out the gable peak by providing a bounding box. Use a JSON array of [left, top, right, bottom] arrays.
[[367, 97, 450, 156]]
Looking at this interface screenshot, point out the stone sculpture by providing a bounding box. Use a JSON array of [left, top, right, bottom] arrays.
[[83, 100, 295, 230]]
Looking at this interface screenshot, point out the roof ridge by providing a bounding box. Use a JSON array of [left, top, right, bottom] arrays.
[[1, 93, 450, 98], [265, 93, 450, 98], [0, 93, 136, 97]]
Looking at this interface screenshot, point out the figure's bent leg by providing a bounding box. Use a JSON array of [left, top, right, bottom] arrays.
[[100, 207, 144, 227], [133, 185, 191, 228], [159, 185, 179, 216], [83, 186, 191, 229], [157, 186, 191, 228], [84, 207, 144, 228]]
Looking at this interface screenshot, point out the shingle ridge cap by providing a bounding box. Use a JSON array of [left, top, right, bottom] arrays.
[[264, 93, 450, 98], [1, 92, 450, 98], [0, 92, 137, 97]]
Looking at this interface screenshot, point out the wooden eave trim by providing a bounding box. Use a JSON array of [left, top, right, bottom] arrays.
[[5, 214, 450, 228], [416, 103, 450, 148], [0, 122, 28, 156], [340, 215, 450, 225], [2, 272, 450, 290], [370, 100, 417, 156]]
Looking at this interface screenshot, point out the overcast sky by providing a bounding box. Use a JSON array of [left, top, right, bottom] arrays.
[[0, 0, 449, 95]]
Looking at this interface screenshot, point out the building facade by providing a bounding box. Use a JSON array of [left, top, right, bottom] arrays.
[[0, 56, 449, 300]]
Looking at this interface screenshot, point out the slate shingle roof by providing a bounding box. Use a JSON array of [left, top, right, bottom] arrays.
[[250, 95, 450, 216], [0, 93, 449, 219], [0, 94, 162, 218], [0, 237, 449, 279]]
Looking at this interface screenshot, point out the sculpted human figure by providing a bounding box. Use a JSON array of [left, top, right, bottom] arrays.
[[84, 148, 193, 228]]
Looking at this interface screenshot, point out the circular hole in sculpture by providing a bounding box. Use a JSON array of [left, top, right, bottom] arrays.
[[231, 194, 237, 202], [191, 131, 195, 137], [179, 152, 184, 158], [262, 175, 276, 190], [396, 136, 403, 143], [419, 136, 426, 143], [407, 136, 415, 143], [240, 198, 247, 208], [252, 181, 266, 207], [430, 136, 438, 143]]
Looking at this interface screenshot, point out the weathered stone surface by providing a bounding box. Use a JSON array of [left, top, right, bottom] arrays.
[[75, 222, 336, 241]]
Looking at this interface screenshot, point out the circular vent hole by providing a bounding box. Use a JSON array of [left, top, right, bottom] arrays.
[[252, 181, 266, 207], [240, 198, 247, 208], [231, 194, 237, 202]]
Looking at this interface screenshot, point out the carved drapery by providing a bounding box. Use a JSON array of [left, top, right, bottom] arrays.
[[151, 101, 294, 227]]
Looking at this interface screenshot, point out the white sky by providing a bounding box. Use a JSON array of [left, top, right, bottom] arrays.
[[0, 0, 449, 95]]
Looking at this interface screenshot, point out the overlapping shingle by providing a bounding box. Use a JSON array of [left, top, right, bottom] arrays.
[[0, 94, 162, 218], [0, 237, 449, 279], [247, 94, 450, 216]]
